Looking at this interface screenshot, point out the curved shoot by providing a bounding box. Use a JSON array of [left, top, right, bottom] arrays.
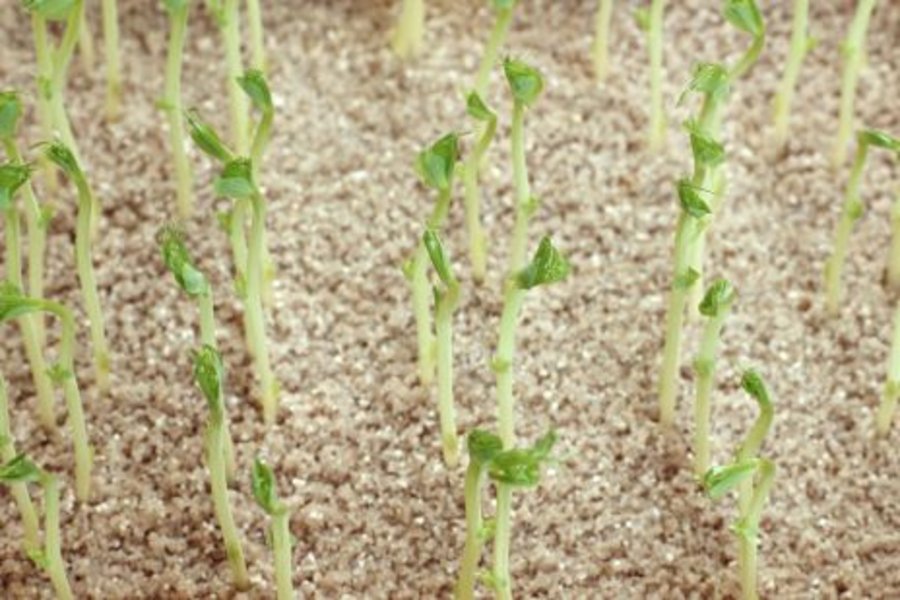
[[101, 0, 122, 120], [772, 0, 811, 147], [724, 0, 766, 80], [462, 91, 498, 282], [162, 0, 193, 218], [391, 0, 425, 59], [473, 1, 519, 96], [252, 457, 294, 599]]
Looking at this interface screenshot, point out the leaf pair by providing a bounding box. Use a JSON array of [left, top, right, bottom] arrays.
[[503, 58, 543, 107], [516, 237, 570, 290], [698, 279, 736, 318], [467, 429, 558, 487]]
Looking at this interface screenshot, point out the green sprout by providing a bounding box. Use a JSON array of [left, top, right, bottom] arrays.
[[772, 0, 812, 148], [0, 376, 41, 558], [246, 0, 266, 71], [0, 160, 56, 431], [824, 129, 900, 316], [161, 0, 193, 218], [192, 345, 250, 591], [703, 370, 775, 600], [44, 140, 111, 393], [692, 279, 736, 475], [424, 229, 461, 466], [831, 0, 879, 168], [407, 132, 459, 386], [473, 1, 519, 97], [642, 0, 667, 151], [0, 452, 74, 599], [592, 0, 614, 82], [723, 0, 766, 80], [101, 0, 122, 120], [461, 91, 497, 282], [251, 457, 294, 599], [391, 0, 425, 59], [0, 284, 93, 502], [208, 0, 250, 155]]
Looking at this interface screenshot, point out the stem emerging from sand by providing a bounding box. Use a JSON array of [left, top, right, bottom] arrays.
[[163, 0, 193, 219], [391, 0, 425, 59], [101, 0, 122, 120], [772, 0, 810, 148], [592, 0, 614, 82]]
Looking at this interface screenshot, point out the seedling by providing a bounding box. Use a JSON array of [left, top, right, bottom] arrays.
[[161, 0, 193, 218], [423, 229, 461, 466], [0, 453, 74, 599], [0, 283, 93, 502], [772, 0, 812, 147], [405, 132, 459, 386], [702, 369, 775, 600], [0, 161, 56, 431], [640, 0, 667, 150], [592, 0, 614, 82], [461, 92, 497, 282], [693, 279, 736, 475], [824, 129, 900, 316], [0, 376, 41, 558], [831, 0, 879, 168], [391, 0, 425, 59], [192, 345, 249, 590], [473, 1, 519, 97], [44, 141, 111, 393], [251, 457, 294, 600], [101, 0, 122, 119]]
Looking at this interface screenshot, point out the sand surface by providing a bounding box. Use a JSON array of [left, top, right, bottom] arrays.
[[1, 0, 900, 597]]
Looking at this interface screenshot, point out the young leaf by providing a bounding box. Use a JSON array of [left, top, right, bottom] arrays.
[[466, 92, 496, 123], [192, 344, 225, 415], [503, 58, 544, 107], [698, 279, 736, 318], [237, 69, 273, 113], [702, 459, 758, 500], [157, 226, 209, 297], [740, 369, 771, 407], [684, 122, 725, 167], [0, 163, 32, 210], [0, 283, 43, 322], [251, 457, 281, 515], [487, 431, 557, 487], [185, 110, 234, 163], [516, 236, 570, 290], [634, 7, 650, 32], [423, 229, 455, 286], [674, 267, 701, 291], [682, 63, 730, 103], [415, 133, 459, 191], [859, 129, 900, 153], [467, 430, 503, 465], [21, 0, 75, 21], [723, 0, 764, 38], [676, 179, 711, 219], [214, 158, 256, 199], [0, 91, 23, 140], [0, 454, 43, 485], [44, 141, 83, 182]]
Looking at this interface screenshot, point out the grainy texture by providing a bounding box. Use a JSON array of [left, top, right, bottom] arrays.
[[1, 0, 900, 598]]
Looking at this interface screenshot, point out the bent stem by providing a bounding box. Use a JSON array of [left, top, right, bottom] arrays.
[[248, 193, 278, 425], [462, 99, 497, 283], [492, 483, 513, 600], [646, 0, 666, 151], [49, 1, 84, 164], [772, 0, 810, 147], [391, 0, 425, 59], [435, 284, 460, 466], [875, 300, 900, 436], [163, 1, 193, 219], [507, 102, 533, 275], [592, 0, 614, 82], [101, 0, 122, 120], [737, 459, 775, 600], [474, 5, 516, 97]]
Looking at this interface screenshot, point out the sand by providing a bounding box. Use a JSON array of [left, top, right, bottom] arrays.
[[1, 0, 900, 597]]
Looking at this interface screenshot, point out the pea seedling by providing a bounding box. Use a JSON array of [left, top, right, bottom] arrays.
[[101, 0, 122, 119], [831, 0, 879, 168], [251, 457, 294, 600], [772, 0, 812, 148], [693, 279, 736, 476], [391, 0, 425, 59], [161, 0, 193, 219], [423, 230, 461, 466], [473, 1, 519, 97], [824, 129, 900, 316], [592, 0, 614, 82], [702, 370, 775, 600], [44, 141, 111, 393], [0, 283, 93, 502], [192, 345, 250, 590], [0, 376, 41, 558], [461, 92, 497, 282], [0, 453, 74, 599]]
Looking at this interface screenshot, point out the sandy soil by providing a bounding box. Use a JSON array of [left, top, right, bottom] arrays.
[[1, 0, 900, 597]]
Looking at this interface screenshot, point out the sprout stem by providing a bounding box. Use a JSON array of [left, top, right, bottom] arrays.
[[101, 0, 122, 120], [772, 0, 810, 148], [391, 0, 425, 59], [30, 13, 59, 193], [163, 1, 193, 219], [737, 459, 775, 600], [462, 113, 497, 283], [435, 284, 460, 466], [592, 0, 614, 82], [197, 290, 236, 481], [831, 0, 878, 168], [250, 106, 276, 307], [507, 101, 532, 276], [0, 377, 42, 556], [492, 483, 513, 600], [455, 459, 487, 599], [271, 510, 294, 600], [693, 303, 731, 475], [495, 287, 526, 447], [246, 0, 266, 72], [474, 7, 515, 97], [888, 191, 900, 289], [49, 1, 84, 165], [248, 193, 278, 425], [825, 141, 868, 316], [222, 0, 249, 155], [77, 1, 95, 71], [42, 475, 74, 600], [876, 300, 900, 436], [646, 0, 666, 151]]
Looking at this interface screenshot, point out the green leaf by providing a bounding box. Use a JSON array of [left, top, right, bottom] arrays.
[[466, 91, 495, 122], [698, 279, 736, 318], [157, 226, 209, 297], [740, 369, 771, 407], [723, 0, 765, 39], [163, 0, 189, 12], [702, 459, 758, 500], [251, 457, 281, 515], [674, 268, 700, 290], [530, 430, 557, 460], [503, 59, 544, 107], [684, 121, 725, 168], [516, 236, 570, 290], [676, 179, 711, 219], [0, 91, 23, 140], [43, 141, 82, 182], [858, 129, 900, 153], [192, 344, 225, 415], [0, 454, 42, 485], [467, 430, 503, 465], [237, 69, 273, 113], [415, 133, 458, 191], [21, 0, 76, 21], [0, 163, 32, 211], [423, 229, 454, 286], [214, 158, 256, 199], [0, 283, 44, 322], [682, 63, 730, 103], [185, 110, 233, 163], [487, 431, 557, 487]]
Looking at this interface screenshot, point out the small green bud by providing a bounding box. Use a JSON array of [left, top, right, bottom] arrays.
[[858, 129, 900, 153], [503, 58, 544, 107], [44, 141, 82, 182], [0, 91, 23, 140], [684, 122, 725, 168], [467, 430, 503, 465], [634, 7, 650, 32], [530, 429, 557, 460], [0, 163, 32, 211], [423, 230, 455, 286], [415, 133, 459, 191], [698, 279, 736, 318], [702, 459, 758, 500], [0, 283, 43, 322], [846, 199, 864, 221], [693, 357, 714, 378], [185, 110, 233, 163], [0, 454, 43, 485], [237, 69, 273, 113], [466, 92, 495, 122], [192, 344, 225, 415], [157, 226, 209, 297], [21, 0, 75, 21], [487, 431, 557, 487], [214, 158, 256, 199], [516, 236, 570, 290], [682, 63, 730, 103], [674, 268, 700, 291], [47, 363, 73, 384], [740, 369, 771, 408], [251, 457, 282, 516], [723, 0, 765, 39], [676, 179, 711, 219]]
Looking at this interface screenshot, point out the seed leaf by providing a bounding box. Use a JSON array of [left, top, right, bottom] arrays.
[[214, 158, 256, 199], [0, 91, 23, 140], [192, 344, 224, 416], [503, 58, 544, 107], [0, 454, 42, 485], [21, 0, 75, 21], [157, 226, 209, 297], [423, 230, 454, 286], [677, 179, 711, 219], [185, 110, 233, 163], [516, 236, 570, 290], [251, 457, 281, 516], [467, 430, 503, 465], [724, 0, 765, 39], [859, 129, 900, 153], [237, 69, 273, 113], [698, 279, 736, 318], [0, 163, 32, 211], [466, 91, 496, 123], [702, 459, 758, 500]]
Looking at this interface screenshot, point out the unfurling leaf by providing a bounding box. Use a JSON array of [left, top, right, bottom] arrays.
[[157, 226, 209, 297], [251, 457, 281, 516], [702, 459, 758, 500], [503, 58, 544, 107], [487, 430, 558, 487], [0, 454, 43, 485], [684, 122, 725, 167], [859, 129, 900, 153], [0, 283, 43, 323], [740, 369, 771, 409], [0, 163, 32, 210], [415, 133, 459, 191], [44, 141, 82, 182], [21, 0, 76, 21], [185, 110, 233, 163], [192, 344, 225, 415], [423, 229, 455, 286], [516, 236, 570, 290], [214, 158, 256, 199], [724, 0, 765, 38], [682, 63, 730, 104], [676, 179, 711, 219], [698, 279, 736, 318], [0, 91, 23, 140], [237, 69, 273, 113], [467, 430, 503, 465], [466, 92, 496, 123]]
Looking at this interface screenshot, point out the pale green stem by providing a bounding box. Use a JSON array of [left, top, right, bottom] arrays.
[[246, 0, 266, 71], [5, 206, 22, 292], [646, 0, 666, 151], [729, 35, 765, 82], [251, 110, 276, 308], [391, 0, 425, 59], [77, 0, 95, 71], [737, 459, 775, 600], [592, 0, 614, 82], [221, 0, 249, 155], [435, 284, 460, 467], [0, 377, 42, 556], [492, 483, 513, 600], [271, 510, 294, 600], [825, 142, 868, 316], [164, 4, 193, 219], [693, 307, 730, 476], [773, 0, 810, 147], [42, 475, 74, 600], [31, 13, 59, 194], [455, 460, 486, 600], [197, 291, 236, 481], [686, 171, 726, 323], [876, 300, 900, 436], [474, 8, 515, 97], [831, 0, 878, 168], [496, 286, 525, 447], [734, 398, 773, 515], [50, 0, 84, 165], [462, 116, 497, 283], [507, 102, 531, 276], [248, 193, 278, 425], [101, 0, 122, 120], [887, 190, 900, 289]]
